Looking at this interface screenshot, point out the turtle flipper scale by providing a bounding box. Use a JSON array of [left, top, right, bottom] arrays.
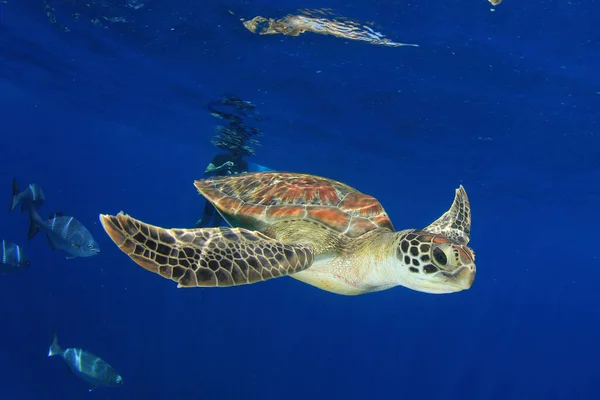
[[99, 213, 314, 288]]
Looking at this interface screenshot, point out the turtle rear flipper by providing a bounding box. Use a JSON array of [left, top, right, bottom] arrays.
[[99, 213, 314, 287]]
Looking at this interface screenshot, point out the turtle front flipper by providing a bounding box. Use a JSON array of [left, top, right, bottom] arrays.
[[423, 185, 471, 245], [99, 213, 314, 288]]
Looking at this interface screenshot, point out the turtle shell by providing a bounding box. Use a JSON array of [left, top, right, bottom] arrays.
[[195, 172, 394, 238]]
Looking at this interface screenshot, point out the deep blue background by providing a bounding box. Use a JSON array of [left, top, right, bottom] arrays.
[[1, 0, 599, 399]]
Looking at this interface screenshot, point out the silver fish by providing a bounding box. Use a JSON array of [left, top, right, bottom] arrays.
[[48, 333, 123, 391], [0, 240, 30, 273], [11, 179, 45, 212], [27, 206, 100, 258]]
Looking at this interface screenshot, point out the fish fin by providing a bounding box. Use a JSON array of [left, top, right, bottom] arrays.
[[45, 234, 57, 251], [48, 332, 62, 357], [88, 385, 97, 392], [66, 255, 76, 260], [11, 178, 19, 212], [27, 216, 39, 240]]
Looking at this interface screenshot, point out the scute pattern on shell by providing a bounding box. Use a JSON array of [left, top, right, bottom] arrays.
[[195, 172, 394, 238]]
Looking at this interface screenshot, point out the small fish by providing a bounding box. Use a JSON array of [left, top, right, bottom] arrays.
[[11, 179, 45, 212], [0, 240, 30, 274], [27, 206, 100, 258], [48, 333, 123, 391]]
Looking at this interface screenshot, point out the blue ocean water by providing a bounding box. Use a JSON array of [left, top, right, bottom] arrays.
[[1, 0, 599, 399]]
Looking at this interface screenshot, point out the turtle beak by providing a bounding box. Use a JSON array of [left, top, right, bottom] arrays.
[[450, 245, 475, 290], [453, 265, 476, 290]]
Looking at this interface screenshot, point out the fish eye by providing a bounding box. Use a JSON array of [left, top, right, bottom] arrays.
[[433, 247, 448, 266], [88, 244, 94, 249]]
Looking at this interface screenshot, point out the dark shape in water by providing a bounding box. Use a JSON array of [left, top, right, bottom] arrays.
[[207, 95, 264, 157], [218, 95, 256, 114]]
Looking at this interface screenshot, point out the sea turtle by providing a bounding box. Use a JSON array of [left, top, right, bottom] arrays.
[[100, 172, 475, 295]]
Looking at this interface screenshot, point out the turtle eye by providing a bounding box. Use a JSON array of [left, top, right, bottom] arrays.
[[433, 247, 448, 266]]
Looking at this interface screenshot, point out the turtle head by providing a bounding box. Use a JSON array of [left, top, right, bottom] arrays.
[[395, 230, 475, 294], [393, 186, 475, 294]]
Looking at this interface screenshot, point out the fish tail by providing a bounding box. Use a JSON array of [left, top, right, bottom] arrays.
[[48, 332, 63, 357], [26, 204, 41, 240], [10, 178, 19, 212]]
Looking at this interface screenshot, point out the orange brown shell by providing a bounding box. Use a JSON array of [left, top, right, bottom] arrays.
[[195, 172, 394, 238]]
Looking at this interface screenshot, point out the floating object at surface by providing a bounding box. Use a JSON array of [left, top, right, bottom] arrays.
[[243, 9, 419, 48]]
